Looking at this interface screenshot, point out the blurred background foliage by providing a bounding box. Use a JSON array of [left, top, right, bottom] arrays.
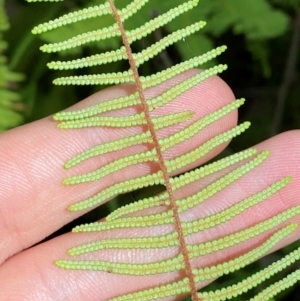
[[0, 0, 23, 131], [1, 0, 300, 300]]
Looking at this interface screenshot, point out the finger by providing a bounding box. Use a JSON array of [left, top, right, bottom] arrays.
[[1, 130, 299, 301], [0, 70, 237, 264]]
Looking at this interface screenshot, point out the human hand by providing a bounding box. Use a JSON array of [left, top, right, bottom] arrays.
[[1, 72, 300, 301]]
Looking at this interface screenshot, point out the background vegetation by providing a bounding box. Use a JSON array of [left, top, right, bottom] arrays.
[[1, 0, 300, 300]]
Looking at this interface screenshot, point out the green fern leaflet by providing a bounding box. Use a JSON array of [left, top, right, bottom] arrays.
[[28, 0, 300, 300]]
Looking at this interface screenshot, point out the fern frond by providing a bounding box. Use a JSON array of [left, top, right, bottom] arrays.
[[57, 224, 297, 276], [88, 225, 297, 301], [200, 245, 300, 300], [53, 58, 227, 87], [32, 2, 112, 34], [53, 59, 227, 121], [48, 21, 207, 70], [107, 147, 258, 220], [72, 175, 291, 232], [28, 0, 298, 300], [61, 95, 243, 169], [249, 269, 300, 301], [67, 122, 251, 211], [182, 177, 291, 234], [36, 0, 198, 52], [57, 110, 193, 130], [69, 204, 300, 256]]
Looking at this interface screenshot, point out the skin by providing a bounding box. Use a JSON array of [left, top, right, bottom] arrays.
[[0, 71, 300, 301]]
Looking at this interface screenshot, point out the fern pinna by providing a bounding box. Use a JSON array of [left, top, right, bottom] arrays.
[[27, 0, 300, 300]]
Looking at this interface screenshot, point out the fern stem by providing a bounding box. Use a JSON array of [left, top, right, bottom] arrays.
[[107, 0, 199, 300]]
